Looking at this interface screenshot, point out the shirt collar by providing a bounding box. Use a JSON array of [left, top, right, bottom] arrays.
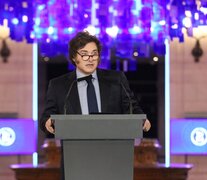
[[76, 69, 97, 80]]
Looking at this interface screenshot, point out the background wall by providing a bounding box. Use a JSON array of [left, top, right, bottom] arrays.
[[0, 39, 33, 180], [170, 29, 207, 180], [0, 29, 207, 179]]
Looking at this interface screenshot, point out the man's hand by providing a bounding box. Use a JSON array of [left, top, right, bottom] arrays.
[[45, 118, 55, 134], [143, 119, 151, 132]]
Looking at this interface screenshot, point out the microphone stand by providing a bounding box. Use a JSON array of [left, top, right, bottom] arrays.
[[64, 80, 77, 114], [120, 82, 133, 114]]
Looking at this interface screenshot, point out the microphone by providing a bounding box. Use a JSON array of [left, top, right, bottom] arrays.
[[64, 80, 77, 114], [120, 82, 133, 114], [100, 77, 134, 114], [100, 76, 134, 114]]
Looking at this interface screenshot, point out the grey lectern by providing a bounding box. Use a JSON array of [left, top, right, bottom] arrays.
[[51, 114, 145, 180]]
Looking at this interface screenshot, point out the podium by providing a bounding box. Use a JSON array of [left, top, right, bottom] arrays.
[[51, 114, 145, 180]]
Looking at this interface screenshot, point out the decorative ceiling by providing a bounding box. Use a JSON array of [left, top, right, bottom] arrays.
[[0, 0, 207, 59]]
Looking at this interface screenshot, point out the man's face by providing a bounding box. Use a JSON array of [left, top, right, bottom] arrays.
[[73, 42, 99, 75]]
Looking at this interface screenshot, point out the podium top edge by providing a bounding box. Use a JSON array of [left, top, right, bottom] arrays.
[[51, 114, 146, 121]]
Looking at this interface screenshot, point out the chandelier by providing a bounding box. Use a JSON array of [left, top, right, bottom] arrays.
[[0, 0, 207, 58]]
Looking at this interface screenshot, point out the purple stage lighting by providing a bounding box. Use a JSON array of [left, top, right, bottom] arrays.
[[170, 118, 207, 155], [0, 118, 37, 155]]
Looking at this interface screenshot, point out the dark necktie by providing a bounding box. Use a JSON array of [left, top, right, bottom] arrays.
[[77, 75, 99, 114]]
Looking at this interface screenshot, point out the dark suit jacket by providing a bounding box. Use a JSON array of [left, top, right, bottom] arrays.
[[40, 68, 144, 135]]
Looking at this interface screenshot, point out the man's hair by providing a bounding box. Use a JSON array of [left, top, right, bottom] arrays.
[[69, 31, 102, 66]]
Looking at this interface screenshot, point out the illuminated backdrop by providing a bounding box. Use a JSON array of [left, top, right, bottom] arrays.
[[0, 0, 207, 65]]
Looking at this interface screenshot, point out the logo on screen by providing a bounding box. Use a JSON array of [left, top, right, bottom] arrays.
[[190, 127, 207, 146], [0, 127, 16, 146]]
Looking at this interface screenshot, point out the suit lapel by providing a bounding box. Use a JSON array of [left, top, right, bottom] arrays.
[[97, 69, 111, 113], [65, 69, 113, 114], [65, 71, 82, 114]]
